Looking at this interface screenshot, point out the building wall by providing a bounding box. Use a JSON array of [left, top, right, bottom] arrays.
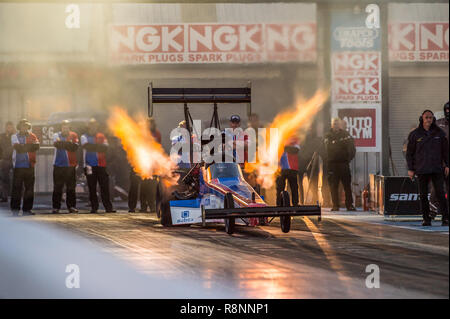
[[0, 2, 448, 199]]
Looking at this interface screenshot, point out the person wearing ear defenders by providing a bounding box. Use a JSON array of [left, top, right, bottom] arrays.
[[406, 110, 449, 226]]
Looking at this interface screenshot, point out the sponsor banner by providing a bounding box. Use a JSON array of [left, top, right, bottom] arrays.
[[330, 11, 382, 114], [378, 176, 431, 215], [389, 22, 449, 62], [332, 105, 381, 152], [170, 207, 201, 225], [331, 51, 381, 103], [331, 12, 381, 52], [109, 23, 316, 64]]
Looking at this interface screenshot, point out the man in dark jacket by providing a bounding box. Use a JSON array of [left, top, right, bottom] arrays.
[[0, 121, 15, 202], [430, 102, 449, 219], [323, 118, 356, 211], [406, 110, 449, 226]]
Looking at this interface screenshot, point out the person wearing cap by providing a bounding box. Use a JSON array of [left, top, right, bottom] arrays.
[[52, 120, 79, 214], [407, 109, 449, 226], [81, 119, 114, 213], [0, 121, 15, 202], [10, 119, 40, 216], [276, 136, 301, 206]]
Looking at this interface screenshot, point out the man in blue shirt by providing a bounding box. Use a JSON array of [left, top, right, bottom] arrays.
[[10, 119, 40, 216], [52, 120, 79, 214], [81, 119, 114, 213]]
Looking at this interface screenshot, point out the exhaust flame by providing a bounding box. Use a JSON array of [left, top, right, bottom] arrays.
[[107, 107, 177, 185], [245, 89, 329, 189]]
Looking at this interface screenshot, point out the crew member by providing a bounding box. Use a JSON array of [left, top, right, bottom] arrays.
[[245, 113, 262, 194], [10, 119, 40, 216], [430, 102, 450, 219], [406, 110, 449, 226], [322, 118, 356, 211], [141, 117, 161, 212], [128, 167, 142, 213], [81, 119, 115, 213], [276, 136, 300, 206], [171, 120, 191, 170], [224, 115, 249, 169], [52, 120, 79, 214], [0, 121, 15, 202]]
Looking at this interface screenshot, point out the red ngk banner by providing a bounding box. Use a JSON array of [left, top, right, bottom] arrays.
[[389, 22, 449, 62], [338, 108, 378, 149], [109, 23, 316, 64], [331, 52, 381, 103]]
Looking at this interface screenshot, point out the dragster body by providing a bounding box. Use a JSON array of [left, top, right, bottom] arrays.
[[164, 162, 321, 234]]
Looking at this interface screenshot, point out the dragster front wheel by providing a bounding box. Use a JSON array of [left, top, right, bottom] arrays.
[[224, 192, 235, 235], [280, 191, 291, 233]]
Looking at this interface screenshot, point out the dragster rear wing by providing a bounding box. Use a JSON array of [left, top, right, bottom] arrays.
[[148, 82, 252, 117], [202, 205, 321, 223]]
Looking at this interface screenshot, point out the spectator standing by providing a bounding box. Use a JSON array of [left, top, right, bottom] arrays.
[[10, 119, 40, 216], [322, 118, 356, 211], [407, 110, 449, 226], [52, 120, 79, 214], [81, 119, 115, 213], [0, 121, 15, 202]]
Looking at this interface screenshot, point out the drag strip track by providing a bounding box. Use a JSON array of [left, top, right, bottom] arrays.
[[17, 212, 449, 298]]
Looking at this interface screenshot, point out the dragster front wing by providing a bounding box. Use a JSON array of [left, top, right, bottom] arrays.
[[201, 205, 321, 226]]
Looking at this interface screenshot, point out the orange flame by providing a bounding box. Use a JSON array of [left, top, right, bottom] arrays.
[[107, 107, 177, 185], [245, 90, 329, 189]]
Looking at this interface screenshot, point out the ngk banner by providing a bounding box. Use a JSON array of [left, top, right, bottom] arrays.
[[389, 22, 449, 62], [333, 106, 381, 152], [109, 23, 316, 64], [331, 52, 381, 103], [330, 11, 382, 108]]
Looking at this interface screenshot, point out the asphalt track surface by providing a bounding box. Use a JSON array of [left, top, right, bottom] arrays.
[[2, 203, 447, 299]]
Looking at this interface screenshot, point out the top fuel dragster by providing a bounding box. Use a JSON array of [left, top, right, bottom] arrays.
[[149, 83, 321, 234]]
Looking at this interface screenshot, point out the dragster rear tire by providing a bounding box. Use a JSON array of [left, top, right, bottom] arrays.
[[280, 191, 291, 233], [224, 192, 235, 235]]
